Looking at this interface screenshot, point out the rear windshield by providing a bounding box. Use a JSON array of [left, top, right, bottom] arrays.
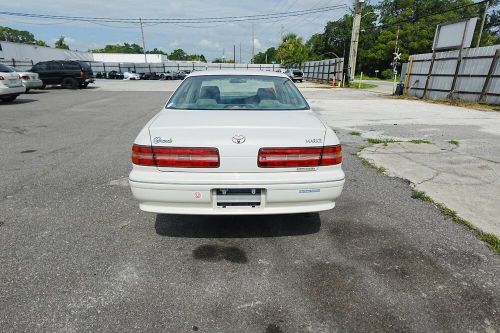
[[166, 75, 309, 110], [0, 64, 14, 72]]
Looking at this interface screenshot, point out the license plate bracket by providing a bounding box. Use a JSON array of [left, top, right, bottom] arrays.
[[216, 188, 262, 207]]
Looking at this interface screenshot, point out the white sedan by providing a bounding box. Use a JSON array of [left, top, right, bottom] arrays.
[[0, 63, 25, 102], [123, 72, 140, 80], [7, 66, 43, 92], [129, 71, 345, 215]]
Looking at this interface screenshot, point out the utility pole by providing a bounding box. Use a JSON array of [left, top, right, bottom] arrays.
[[239, 43, 242, 64], [348, 0, 364, 82], [234, 44, 236, 63], [252, 24, 255, 64], [139, 17, 147, 64], [476, 0, 490, 48], [280, 24, 284, 42]]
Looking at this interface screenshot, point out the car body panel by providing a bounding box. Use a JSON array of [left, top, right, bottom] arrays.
[[148, 110, 329, 173]]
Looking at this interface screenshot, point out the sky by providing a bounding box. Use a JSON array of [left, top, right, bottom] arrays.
[[1, 0, 354, 62]]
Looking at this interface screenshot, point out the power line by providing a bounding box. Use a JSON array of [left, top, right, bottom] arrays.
[[376, 0, 489, 30], [0, 5, 348, 25]]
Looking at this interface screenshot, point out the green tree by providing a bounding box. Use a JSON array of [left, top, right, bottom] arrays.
[[54, 36, 70, 50], [186, 54, 207, 62], [146, 48, 167, 55], [92, 43, 143, 54], [168, 48, 188, 60], [277, 33, 309, 66], [254, 47, 277, 64], [0, 26, 47, 46]]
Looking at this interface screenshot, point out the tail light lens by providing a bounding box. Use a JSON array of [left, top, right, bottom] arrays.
[[132, 145, 155, 166], [21, 75, 30, 80], [132, 145, 219, 168], [0, 76, 4, 80], [80, 71, 85, 78], [258, 145, 341, 168], [320, 145, 342, 165]]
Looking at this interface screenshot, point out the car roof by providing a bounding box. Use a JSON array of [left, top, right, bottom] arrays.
[[187, 70, 289, 79]]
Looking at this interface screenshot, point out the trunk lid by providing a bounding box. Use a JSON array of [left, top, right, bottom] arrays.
[[148, 110, 326, 172], [1, 72, 22, 88]]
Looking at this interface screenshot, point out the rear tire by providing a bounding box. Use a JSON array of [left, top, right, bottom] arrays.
[[25, 88, 30, 93], [40, 84, 46, 90], [62, 77, 78, 89], [1, 95, 18, 102]]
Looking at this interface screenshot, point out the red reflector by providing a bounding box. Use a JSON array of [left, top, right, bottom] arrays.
[[258, 145, 342, 168], [320, 145, 342, 166], [132, 145, 155, 166], [131, 144, 219, 168]]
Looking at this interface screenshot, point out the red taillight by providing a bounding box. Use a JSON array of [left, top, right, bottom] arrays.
[[258, 147, 323, 167], [258, 145, 342, 168], [132, 145, 219, 168], [21, 75, 30, 80], [0, 76, 4, 80], [320, 145, 342, 165], [80, 71, 85, 78], [132, 145, 155, 166]]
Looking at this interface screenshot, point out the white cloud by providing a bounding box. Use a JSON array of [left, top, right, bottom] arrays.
[[199, 39, 222, 52]]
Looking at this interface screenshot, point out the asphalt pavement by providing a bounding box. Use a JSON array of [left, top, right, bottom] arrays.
[[0, 86, 499, 332]]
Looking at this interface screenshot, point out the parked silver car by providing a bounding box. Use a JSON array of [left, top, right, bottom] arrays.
[[284, 68, 304, 82], [7, 66, 43, 92]]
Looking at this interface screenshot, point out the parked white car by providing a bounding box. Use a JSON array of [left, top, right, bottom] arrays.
[[129, 71, 344, 215], [7, 66, 43, 92], [0, 64, 25, 102], [123, 72, 140, 80]]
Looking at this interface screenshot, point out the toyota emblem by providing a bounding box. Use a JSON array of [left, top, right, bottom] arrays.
[[232, 134, 246, 144]]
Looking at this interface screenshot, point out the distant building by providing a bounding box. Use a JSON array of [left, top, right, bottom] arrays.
[[92, 53, 168, 64], [0, 41, 92, 63]]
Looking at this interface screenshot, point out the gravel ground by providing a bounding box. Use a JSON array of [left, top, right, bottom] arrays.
[[0, 86, 498, 332]]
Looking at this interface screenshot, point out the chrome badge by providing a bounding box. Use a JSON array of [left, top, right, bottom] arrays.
[[232, 134, 246, 144]]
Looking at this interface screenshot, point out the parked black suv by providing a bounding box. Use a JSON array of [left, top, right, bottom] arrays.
[[30, 60, 94, 89]]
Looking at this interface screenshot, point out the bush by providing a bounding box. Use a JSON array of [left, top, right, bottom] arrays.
[[380, 69, 393, 80]]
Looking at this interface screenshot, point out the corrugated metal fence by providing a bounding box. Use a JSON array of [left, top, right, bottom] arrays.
[[405, 45, 500, 104], [0, 59, 282, 74], [299, 58, 344, 83]]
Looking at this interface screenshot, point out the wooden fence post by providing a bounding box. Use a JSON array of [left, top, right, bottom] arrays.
[[422, 52, 436, 99], [479, 49, 500, 103]]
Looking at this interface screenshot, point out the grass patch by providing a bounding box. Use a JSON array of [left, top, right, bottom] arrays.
[[449, 140, 459, 146], [411, 189, 433, 202], [367, 138, 400, 146], [391, 95, 500, 112], [350, 131, 361, 136], [411, 188, 500, 254], [359, 155, 386, 173], [409, 139, 432, 144], [349, 83, 378, 89]]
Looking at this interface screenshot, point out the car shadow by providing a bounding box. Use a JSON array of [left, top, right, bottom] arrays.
[[25, 90, 48, 95], [1, 98, 38, 105], [155, 213, 321, 238]]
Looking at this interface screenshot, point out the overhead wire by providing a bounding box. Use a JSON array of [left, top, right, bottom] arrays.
[[0, 5, 348, 25]]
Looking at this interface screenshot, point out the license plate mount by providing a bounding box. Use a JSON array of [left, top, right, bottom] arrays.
[[216, 188, 262, 207]]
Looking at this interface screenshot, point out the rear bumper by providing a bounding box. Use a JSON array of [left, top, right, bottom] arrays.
[[0, 86, 25, 96], [129, 169, 345, 215], [23, 79, 43, 89]]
